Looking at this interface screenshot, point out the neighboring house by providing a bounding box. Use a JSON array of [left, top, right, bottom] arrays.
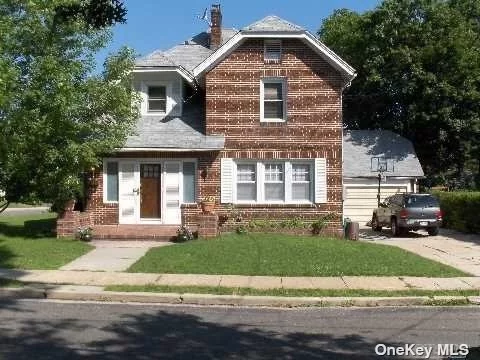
[[78, 5, 357, 237], [343, 130, 424, 224]]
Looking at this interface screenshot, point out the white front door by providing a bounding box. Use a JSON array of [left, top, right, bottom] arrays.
[[119, 162, 140, 224], [163, 161, 181, 224]]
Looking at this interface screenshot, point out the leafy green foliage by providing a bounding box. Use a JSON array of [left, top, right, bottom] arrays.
[[433, 191, 480, 233], [319, 0, 480, 188], [54, 0, 127, 29], [0, 0, 139, 209]]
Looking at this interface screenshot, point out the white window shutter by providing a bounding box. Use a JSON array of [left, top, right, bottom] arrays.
[[314, 158, 327, 203], [221, 158, 234, 203]]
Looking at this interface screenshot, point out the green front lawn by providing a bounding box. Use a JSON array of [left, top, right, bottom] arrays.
[[0, 213, 93, 269], [129, 233, 467, 277]]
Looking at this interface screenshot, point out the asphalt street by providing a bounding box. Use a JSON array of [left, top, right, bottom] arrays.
[[0, 300, 479, 359]]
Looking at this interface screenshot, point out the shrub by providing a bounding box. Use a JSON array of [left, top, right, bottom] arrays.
[[433, 191, 480, 233], [176, 226, 194, 242]]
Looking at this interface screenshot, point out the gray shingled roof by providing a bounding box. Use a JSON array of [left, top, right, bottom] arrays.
[[343, 130, 424, 178], [124, 101, 224, 150], [243, 15, 304, 32], [135, 50, 176, 67], [135, 28, 238, 70]]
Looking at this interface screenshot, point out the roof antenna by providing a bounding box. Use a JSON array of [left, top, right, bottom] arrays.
[[196, 7, 211, 27]]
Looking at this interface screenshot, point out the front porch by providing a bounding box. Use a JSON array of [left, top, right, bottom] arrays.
[[92, 225, 181, 241]]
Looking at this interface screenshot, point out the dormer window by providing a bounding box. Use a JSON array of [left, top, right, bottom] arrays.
[[264, 40, 282, 63], [147, 86, 166, 112]]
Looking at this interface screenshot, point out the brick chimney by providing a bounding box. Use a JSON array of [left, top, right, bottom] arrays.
[[210, 4, 222, 50]]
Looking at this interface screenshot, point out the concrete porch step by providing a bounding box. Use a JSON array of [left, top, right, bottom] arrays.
[[92, 225, 179, 241]]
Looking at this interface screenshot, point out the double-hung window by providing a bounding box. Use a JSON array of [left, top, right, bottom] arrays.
[[147, 86, 167, 113], [264, 163, 284, 201], [292, 164, 311, 201], [233, 161, 313, 203], [261, 79, 286, 122], [236, 164, 257, 201]]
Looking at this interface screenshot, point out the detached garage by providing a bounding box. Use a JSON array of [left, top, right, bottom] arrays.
[[343, 130, 424, 225]]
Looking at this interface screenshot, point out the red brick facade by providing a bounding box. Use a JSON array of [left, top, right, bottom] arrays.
[[202, 39, 344, 234], [74, 38, 345, 237]]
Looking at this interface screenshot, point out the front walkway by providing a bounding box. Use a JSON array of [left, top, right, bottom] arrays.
[[1, 268, 479, 291], [60, 241, 172, 272], [360, 228, 480, 276]]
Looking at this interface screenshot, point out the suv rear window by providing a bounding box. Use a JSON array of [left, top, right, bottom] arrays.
[[404, 195, 439, 208]]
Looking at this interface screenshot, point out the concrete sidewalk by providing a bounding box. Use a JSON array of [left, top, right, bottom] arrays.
[[60, 240, 173, 272], [1, 268, 479, 291]]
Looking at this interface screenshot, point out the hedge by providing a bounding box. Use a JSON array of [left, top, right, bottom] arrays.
[[433, 191, 480, 234]]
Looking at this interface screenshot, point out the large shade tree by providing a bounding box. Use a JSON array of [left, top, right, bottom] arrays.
[[319, 0, 480, 189], [0, 0, 139, 211]]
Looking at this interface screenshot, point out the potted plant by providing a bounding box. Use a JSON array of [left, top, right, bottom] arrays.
[[201, 196, 216, 214], [77, 226, 93, 242]]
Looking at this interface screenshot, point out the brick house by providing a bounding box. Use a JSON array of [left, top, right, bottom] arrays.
[[58, 5, 356, 239]]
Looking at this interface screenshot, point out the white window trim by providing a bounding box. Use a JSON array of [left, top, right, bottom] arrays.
[[140, 81, 172, 116], [233, 160, 313, 204], [260, 78, 287, 123], [264, 39, 282, 63]]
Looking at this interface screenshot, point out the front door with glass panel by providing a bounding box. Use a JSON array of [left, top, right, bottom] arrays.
[[140, 164, 161, 219], [118, 160, 182, 225]]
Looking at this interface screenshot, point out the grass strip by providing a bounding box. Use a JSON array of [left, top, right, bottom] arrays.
[[105, 284, 480, 298]]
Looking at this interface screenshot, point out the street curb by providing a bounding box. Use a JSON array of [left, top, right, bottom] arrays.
[[43, 290, 477, 307], [1, 286, 477, 307], [0, 287, 45, 299]]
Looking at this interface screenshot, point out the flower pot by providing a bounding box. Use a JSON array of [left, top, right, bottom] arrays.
[[201, 202, 215, 214]]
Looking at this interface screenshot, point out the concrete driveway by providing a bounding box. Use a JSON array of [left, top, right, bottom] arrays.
[[359, 227, 480, 276]]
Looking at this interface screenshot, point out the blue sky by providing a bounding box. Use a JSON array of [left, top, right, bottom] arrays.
[[95, 0, 380, 70]]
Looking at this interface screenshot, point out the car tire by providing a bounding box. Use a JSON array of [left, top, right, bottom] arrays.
[[391, 217, 399, 237], [372, 215, 382, 232], [427, 227, 439, 236]]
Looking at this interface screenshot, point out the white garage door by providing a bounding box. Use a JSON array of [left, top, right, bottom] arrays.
[[344, 186, 407, 225]]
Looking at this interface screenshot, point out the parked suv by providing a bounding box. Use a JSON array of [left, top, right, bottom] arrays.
[[371, 193, 443, 236]]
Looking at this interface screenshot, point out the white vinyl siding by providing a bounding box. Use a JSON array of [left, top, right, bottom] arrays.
[[223, 160, 322, 204], [264, 39, 282, 63], [260, 78, 286, 122]]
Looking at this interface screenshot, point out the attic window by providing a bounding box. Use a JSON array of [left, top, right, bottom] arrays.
[[147, 86, 166, 112], [264, 40, 282, 63]]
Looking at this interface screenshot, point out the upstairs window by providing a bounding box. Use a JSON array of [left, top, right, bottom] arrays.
[[261, 79, 286, 122], [147, 86, 166, 112], [264, 40, 282, 63]]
